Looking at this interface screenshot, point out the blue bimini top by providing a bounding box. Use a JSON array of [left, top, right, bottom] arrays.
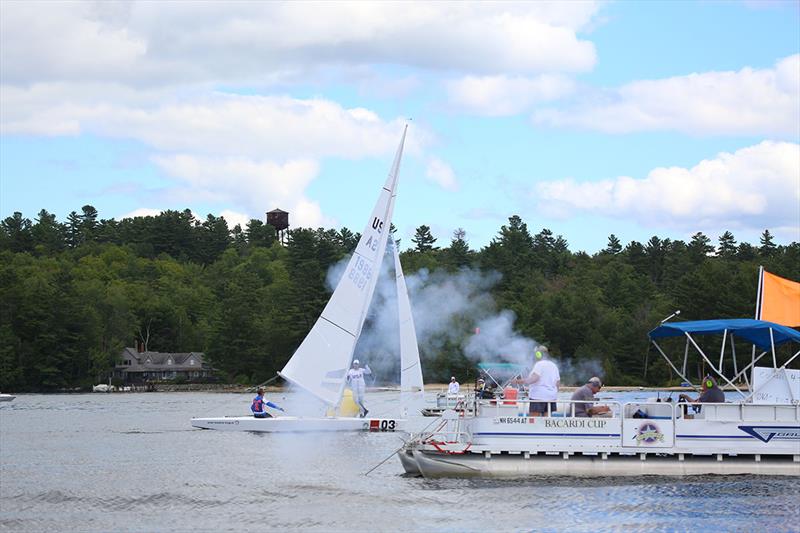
[[648, 318, 800, 351]]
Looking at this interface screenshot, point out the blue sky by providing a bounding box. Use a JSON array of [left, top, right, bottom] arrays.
[[1, 1, 798, 253]]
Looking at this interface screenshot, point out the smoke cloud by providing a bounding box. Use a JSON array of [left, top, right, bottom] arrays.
[[326, 245, 606, 386]]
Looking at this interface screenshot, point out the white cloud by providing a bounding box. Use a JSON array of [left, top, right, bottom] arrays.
[[446, 74, 574, 116], [219, 210, 251, 230], [0, 2, 599, 89], [119, 208, 163, 219], [152, 155, 326, 228], [425, 157, 459, 191], [535, 141, 800, 235], [533, 55, 800, 137], [1, 90, 416, 158]]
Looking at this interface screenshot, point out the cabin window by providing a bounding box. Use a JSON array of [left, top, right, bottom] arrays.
[[167, 358, 173, 365], [189, 359, 195, 365]]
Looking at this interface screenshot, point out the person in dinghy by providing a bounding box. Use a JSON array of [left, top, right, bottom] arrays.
[[346, 359, 372, 418], [251, 387, 285, 418]]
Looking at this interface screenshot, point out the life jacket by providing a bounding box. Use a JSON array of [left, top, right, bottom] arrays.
[[251, 395, 264, 413]]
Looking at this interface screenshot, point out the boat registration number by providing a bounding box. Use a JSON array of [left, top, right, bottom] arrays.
[[367, 419, 397, 431]]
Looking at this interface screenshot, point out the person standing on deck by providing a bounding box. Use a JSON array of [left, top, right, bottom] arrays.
[[514, 350, 560, 416], [448, 376, 460, 395], [346, 359, 372, 418], [251, 387, 284, 418]]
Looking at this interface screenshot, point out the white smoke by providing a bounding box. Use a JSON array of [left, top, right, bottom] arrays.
[[325, 245, 607, 386], [463, 311, 538, 367]]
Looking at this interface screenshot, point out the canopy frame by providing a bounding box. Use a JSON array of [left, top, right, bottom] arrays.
[[649, 319, 800, 403]]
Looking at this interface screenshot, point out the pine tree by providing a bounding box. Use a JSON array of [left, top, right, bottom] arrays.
[[444, 228, 472, 269], [604, 234, 622, 255], [32, 209, 65, 254], [688, 232, 713, 264], [245, 219, 277, 248], [411, 225, 438, 252], [0, 212, 34, 253], [717, 231, 737, 258], [759, 230, 777, 258]]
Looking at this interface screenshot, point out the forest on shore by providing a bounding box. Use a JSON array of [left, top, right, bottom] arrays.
[[1, 205, 798, 392]]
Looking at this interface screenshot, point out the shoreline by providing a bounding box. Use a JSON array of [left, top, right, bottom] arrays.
[[17, 382, 748, 394]]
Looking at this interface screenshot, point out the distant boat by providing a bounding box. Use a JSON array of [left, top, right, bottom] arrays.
[[191, 126, 421, 433], [92, 384, 111, 393], [0, 393, 14, 402]]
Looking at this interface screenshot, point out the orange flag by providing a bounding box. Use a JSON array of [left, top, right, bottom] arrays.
[[759, 270, 800, 327]]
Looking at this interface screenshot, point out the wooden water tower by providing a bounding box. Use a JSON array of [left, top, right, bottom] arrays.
[[267, 208, 289, 245]]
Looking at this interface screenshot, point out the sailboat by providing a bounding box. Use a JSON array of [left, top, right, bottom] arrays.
[[191, 126, 421, 432]]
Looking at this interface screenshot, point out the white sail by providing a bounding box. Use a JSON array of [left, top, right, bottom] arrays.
[[393, 241, 424, 395], [280, 126, 407, 405]]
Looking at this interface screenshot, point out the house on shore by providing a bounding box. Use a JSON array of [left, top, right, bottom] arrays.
[[113, 347, 213, 384]]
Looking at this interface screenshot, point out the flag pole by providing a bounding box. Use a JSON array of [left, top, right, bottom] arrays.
[[754, 265, 764, 320]]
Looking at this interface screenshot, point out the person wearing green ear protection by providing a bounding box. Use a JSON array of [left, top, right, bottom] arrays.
[[512, 346, 560, 417], [679, 375, 725, 405]]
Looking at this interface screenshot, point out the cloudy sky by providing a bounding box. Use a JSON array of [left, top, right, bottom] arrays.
[[1, 1, 798, 252]]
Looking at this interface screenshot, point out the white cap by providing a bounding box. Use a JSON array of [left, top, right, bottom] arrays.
[[353, 359, 360, 365], [451, 376, 456, 380]]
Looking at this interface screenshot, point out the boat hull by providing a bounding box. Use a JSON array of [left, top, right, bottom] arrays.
[[397, 446, 421, 475], [407, 450, 800, 478], [401, 399, 800, 477], [190, 415, 405, 433], [0, 394, 14, 402]]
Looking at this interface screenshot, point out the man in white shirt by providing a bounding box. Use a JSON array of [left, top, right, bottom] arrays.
[[448, 376, 460, 395], [346, 359, 372, 417], [514, 350, 560, 416]]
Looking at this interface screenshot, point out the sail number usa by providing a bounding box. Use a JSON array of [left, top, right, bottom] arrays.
[[348, 256, 373, 290]]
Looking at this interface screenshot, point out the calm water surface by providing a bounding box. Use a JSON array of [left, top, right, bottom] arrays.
[[1, 391, 798, 532]]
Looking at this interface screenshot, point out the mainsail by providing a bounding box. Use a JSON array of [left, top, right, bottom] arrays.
[[393, 241, 424, 395], [280, 126, 408, 405]]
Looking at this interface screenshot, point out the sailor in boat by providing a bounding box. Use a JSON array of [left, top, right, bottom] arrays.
[[678, 375, 725, 418], [346, 359, 371, 418], [474, 378, 493, 399], [448, 376, 460, 395], [570, 377, 611, 417], [512, 349, 560, 416], [251, 388, 284, 418], [679, 375, 725, 404]]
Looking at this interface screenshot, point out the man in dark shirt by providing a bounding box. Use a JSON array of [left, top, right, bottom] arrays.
[[570, 377, 611, 417], [679, 376, 725, 404]]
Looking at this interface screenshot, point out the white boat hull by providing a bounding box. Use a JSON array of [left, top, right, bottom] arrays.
[[407, 450, 800, 478], [401, 399, 800, 477], [191, 415, 405, 433], [0, 394, 14, 402]]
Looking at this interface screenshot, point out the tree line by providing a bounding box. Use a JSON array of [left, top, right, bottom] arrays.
[[1, 206, 798, 391]]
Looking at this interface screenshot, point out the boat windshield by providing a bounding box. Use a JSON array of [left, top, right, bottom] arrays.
[[476, 362, 529, 389]]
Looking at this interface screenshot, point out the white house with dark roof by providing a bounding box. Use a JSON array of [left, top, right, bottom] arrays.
[[113, 347, 212, 383]]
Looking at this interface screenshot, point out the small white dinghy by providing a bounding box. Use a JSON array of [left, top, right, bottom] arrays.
[[190, 414, 403, 433], [0, 393, 15, 402], [192, 126, 422, 433]]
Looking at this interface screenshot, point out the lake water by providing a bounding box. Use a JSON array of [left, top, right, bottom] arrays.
[[1, 391, 798, 532]]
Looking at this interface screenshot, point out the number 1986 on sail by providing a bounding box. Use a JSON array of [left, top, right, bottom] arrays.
[[348, 256, 372, 290]]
